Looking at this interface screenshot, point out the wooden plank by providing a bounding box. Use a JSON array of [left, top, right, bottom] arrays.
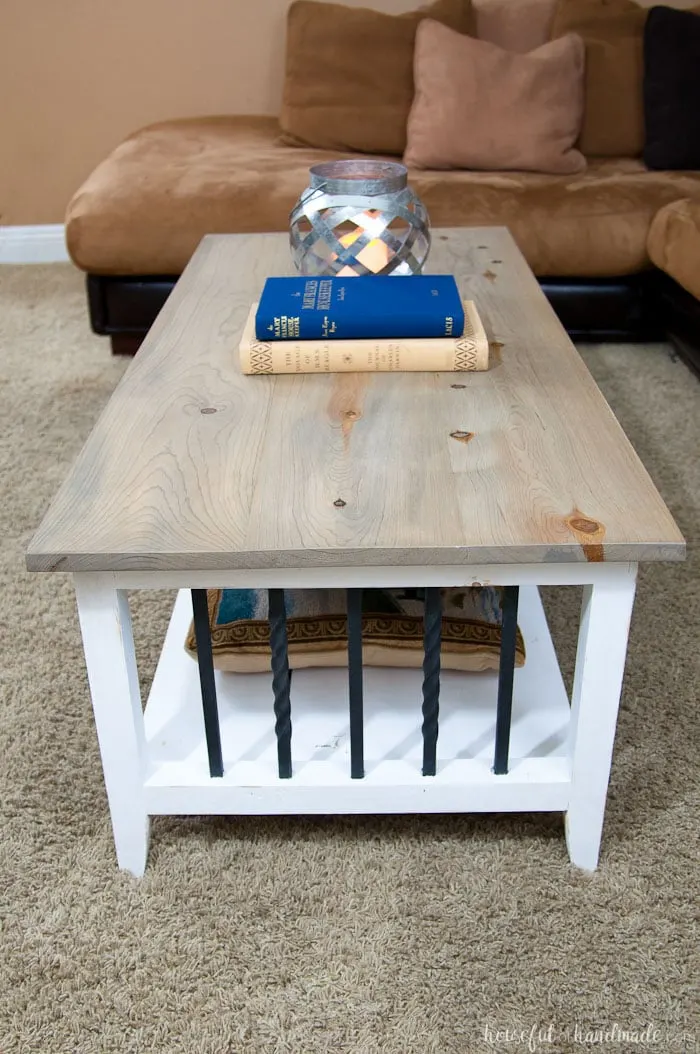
[[143, 762, 571, 816], [62, 561, 643, 591], [27, 229, 685, 571]]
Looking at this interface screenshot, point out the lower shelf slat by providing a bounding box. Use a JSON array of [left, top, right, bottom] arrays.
[[144, 757, 570, 814]]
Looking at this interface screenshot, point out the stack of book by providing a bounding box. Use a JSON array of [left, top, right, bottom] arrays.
[[239, 275, 489, 375]]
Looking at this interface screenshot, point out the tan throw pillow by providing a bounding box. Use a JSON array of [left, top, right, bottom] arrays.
[[404, 21, 586, 174], [279, 0, 475, 156], [476, 0, 557, 53], [549, 0, 647, 157]]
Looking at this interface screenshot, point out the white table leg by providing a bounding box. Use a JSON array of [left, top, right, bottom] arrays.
[[74, 574, 150, 876], [565, 564, 638, 870]]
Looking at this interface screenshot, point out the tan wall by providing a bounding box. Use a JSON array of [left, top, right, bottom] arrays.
[[0, 0, 420, 225]]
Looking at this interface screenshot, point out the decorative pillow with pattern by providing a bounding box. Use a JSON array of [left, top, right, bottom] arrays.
[[185, 587, 525, 673]]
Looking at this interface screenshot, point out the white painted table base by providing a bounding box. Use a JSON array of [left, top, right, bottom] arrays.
[[74, 561, 637, 877]]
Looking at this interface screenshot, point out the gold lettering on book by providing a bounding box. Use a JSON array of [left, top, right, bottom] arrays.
[[317, 280, 333, 311], [302, 280, 318, 310], [273, 315, 301, 339]]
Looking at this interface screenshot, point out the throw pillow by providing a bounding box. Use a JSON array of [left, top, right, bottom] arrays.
[[549, 0, 648, 157], [185, 587, 526, 673], [643, 6, 700, 170], [404, 21, 586, 174], [476, 0, 557, 53], [278, 0, 475, 156]]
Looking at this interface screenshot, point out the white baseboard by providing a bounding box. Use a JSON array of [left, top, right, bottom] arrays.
[[0, 224, 69, 264]]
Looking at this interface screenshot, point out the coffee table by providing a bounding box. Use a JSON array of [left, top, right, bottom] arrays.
[[27, 229, 685, 876]]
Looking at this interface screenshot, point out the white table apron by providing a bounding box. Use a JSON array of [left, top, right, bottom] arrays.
[[73, 561, 638, 877]]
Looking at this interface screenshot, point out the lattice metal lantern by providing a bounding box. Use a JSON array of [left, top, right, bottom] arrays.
[[290, 159, 431, 277]]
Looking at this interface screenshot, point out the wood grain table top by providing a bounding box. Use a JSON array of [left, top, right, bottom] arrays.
[[27, 229, 685, 572]]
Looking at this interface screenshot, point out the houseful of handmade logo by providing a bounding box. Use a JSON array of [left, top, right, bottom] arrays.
[[481, 1021, 697, 1051]]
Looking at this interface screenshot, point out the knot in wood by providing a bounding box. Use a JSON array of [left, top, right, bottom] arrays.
[[450, 384, 466, 390], [333, 498, 347, 508], [200, 407, 218, 415], [450, 430, 474, 443], [569, 517, 600, 535]]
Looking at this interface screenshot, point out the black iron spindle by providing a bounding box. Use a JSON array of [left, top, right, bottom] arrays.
[[346, 588, 365, 779], [421, 587, 442, 776], [493, 585, 520, 775], [268, 588, 292, 778], [191, 589, 224, 778]]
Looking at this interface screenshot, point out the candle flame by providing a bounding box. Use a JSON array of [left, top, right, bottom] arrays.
[[336, 212, 391, 275]]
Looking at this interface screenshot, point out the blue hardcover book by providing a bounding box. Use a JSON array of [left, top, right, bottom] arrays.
[[254, 275, 465, 341]]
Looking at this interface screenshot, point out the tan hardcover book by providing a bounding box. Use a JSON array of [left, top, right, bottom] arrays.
[[239, 300, 489, 375]]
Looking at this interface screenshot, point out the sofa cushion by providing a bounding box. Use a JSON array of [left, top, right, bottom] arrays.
[[648, 199, 700, 300], [405, 22, 586, 174], [475, 0, 557, 51], [279, 0, 475, 156], [65, 116, 700, 278], [643, 6, 700, 171], [550, 0, 647, 158]]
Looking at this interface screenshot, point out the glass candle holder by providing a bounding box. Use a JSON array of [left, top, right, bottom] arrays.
[[290, 159, 431, 277]]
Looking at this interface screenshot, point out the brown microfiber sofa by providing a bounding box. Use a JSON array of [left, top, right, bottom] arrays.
[[65, 0, 700, 374]]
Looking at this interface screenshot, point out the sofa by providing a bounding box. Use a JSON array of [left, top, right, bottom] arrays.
[[64, 0, 700, 375]]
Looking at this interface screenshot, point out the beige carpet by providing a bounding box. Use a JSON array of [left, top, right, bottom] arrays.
[[1, 264, 698, 1054]]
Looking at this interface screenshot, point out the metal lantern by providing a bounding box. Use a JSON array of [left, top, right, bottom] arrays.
[[289, 159, 430, 277]]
